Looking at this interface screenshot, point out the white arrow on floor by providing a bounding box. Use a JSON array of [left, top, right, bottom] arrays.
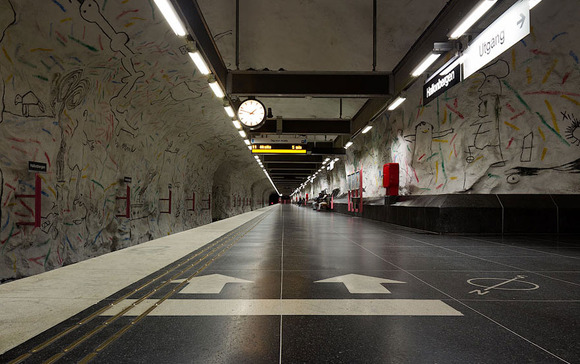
[[314, 274, 406, 294], [173, 274, 253, 294]]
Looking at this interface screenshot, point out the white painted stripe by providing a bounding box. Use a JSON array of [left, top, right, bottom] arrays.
[[101, 299, 463, 317]]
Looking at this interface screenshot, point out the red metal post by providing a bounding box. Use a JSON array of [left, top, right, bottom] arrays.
[[34, 174, 41, 227], [359, 169, 363, 213], [160, 188, 172, 214], [16, 174, 42, 227], [187, 192, 195, 211], [126, 185, 131, 218], [116, 185, 131, 218], [347, 191, 351, 212]]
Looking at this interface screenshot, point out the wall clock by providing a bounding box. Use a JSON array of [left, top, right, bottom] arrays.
[[237, 98, 266, 128]]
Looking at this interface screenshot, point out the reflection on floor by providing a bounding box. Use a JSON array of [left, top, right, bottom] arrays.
[[1, 204, 579, 363]]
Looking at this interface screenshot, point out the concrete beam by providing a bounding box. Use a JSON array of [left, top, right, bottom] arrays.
[[250, 119, 351, 135], [228, 71, 390, 98]]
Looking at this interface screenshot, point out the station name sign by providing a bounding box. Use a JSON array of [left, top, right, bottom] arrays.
[[28, 161, 47, 173], [423, 64, 461, 106], [463, 0, 530, 79]]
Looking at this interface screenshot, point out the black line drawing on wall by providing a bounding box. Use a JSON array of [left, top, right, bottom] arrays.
[[563, 112, 580, 146], [50, 69, 90, 182], [466, 60, 510, 168], [0, 0, 16, 125], [404, 121, 453, 186], [77, 0, 145, 136], [506, 157, 580, 184], [404, 121, 453, 167], [521, 132, 534, 162], [14, 91, 46, 117], [0, 167, 3, 232], [151, 82, 203, 105]]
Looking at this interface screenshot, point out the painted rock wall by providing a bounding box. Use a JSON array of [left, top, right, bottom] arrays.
[[311, 0, 580, 199], [0, 0, 271, 282]]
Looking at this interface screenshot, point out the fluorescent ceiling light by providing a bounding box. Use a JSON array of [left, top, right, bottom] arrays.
[[224, 106, 235, 117], [244, 139, 250, 145], [334, 158, 339, 162], [154, 0, 187, 36], [362, 125, 373, 134], [233, 120, 242, 129], [344, 141, 353, 149], [411, 53, 441, 77], [449, 0, 497, 39], [208, 81, 224, 98], [247, 145, 252, 150], [188, 51, 210, 75], [254, 156, 260, 160], [387, 96, 407, 111], [239, 130, 246, 138], [322, 160, 327, 165], [529, 0, 541, 9]]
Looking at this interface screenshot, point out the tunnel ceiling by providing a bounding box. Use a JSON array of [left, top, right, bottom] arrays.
[[190, 0, 449, 193]]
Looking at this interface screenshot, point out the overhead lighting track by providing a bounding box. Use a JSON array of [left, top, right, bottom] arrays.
[[154, 0, 187, 36], [448, 0, 497, 39]]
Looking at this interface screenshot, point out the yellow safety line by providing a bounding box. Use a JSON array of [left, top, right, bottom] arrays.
[[77, 215, 269, 363], [9, 215, 267, 364]]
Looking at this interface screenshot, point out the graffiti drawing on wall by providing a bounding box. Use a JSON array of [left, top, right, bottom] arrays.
[[465, 60, 510, 167], [563, 112, 580, 146], [51, 69, 90, 183], [14, 91, 46, 117], [404, 121, 453, 185], [0, 0, 16, 124], [77, 0, 145, 137], [506, 157, 580, 184]]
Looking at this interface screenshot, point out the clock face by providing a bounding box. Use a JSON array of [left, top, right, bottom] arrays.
[[237, 99, 266, 128]]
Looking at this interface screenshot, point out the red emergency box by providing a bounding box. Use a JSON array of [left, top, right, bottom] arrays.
[[383, 163, 399, 196]]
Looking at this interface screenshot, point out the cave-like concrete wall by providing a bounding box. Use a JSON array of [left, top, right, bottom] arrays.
[[0, 0, 267, 281], [309, 1, 579, 199]]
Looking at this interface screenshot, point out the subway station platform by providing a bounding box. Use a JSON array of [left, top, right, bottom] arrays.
[[1, 204, 579, 363]]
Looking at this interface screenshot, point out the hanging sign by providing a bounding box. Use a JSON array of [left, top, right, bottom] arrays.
[[251, 136, 307, 144], [463, 0, 530, 79], [423, 64, 461, 105], [251, 144, 307, 154], [28, 161, 47, 173]]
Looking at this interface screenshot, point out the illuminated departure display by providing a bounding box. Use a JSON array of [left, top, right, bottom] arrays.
[[251, 144, 307, 154]]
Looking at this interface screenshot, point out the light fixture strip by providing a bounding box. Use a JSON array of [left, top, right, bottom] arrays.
[[224, 106, 235, 118], [153, 0, 187, 36], [233, 120, 242, 129], [361, 125, 373, 134], [208, 81, 225, 98], [239, 130, 247, 138], [411, 53, 441, 77], [344, 141, 353, 149], [449, 0, 497, 39], [189, 51, 211, 75], [387, 96, 407, 111]]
